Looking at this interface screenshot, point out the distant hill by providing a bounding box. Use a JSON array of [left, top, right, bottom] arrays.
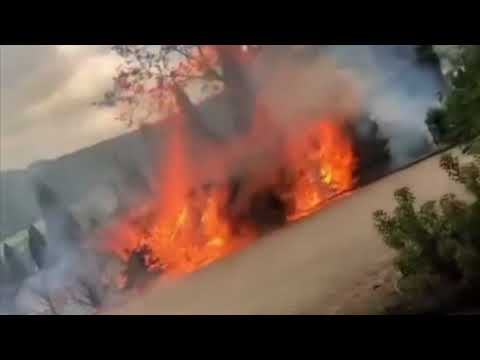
[[0, 130, 153, 240]]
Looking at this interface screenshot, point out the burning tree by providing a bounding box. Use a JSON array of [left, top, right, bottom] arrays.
[[97, 45, 363, 285]]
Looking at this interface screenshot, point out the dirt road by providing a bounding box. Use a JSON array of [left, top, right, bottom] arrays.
[[105, 152, 468, 315]]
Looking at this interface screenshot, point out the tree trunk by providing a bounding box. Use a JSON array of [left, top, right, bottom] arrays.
[[173, 85, 224, 142], [216, 46, 255, 135]]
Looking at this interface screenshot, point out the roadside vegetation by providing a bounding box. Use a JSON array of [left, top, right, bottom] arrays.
[[374, 45, 480, 314]]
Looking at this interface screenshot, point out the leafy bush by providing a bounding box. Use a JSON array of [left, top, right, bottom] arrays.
[[374, 154, 480, 296], [379, 45, 480, 311]]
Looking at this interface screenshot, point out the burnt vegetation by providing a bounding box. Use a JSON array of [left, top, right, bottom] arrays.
[[97, 45, 396, 285], [96, 45, 259, 136]]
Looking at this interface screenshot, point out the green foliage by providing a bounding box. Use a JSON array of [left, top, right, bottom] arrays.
[[374, 154, 480, 296], [426, 108, 448, 145], [416, 45, 440, 66], [440, 153, 480, 197], [389, 45, 480, 308], [427, 45, 480, 152]]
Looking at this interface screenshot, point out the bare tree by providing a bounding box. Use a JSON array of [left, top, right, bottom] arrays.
[[98, 45, 262, 133]]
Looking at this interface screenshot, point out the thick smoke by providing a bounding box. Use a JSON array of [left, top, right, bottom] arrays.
[[323, 45, 445, 166], [248, 45, 444, 167], [139, 45, 443, 221]]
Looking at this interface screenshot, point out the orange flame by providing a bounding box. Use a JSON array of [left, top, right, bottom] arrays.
[[101, 46, 359, 284], [283, 120, 358, 221], [102, 112, 357, 283]]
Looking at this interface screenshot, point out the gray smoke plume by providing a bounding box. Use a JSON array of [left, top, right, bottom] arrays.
[[323, 45, 445, 166], [137, 45, 443, 218], [118, 45, 443, 183], [246, 45, 444, 167], [0, 181, 109, 315]]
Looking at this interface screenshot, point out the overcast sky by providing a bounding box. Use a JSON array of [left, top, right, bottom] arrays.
[[0, 45, 130, 170]]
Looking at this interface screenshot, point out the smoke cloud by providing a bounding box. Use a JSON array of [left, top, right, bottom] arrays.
[[324, 45, 445, 165], [249, 45, 444, 166], [254, 48, 364, 128]]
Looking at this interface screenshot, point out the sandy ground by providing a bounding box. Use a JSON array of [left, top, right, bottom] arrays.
[[105, 152, 469, 315]]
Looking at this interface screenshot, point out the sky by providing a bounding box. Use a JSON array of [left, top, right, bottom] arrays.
[[0, 45, 129, 170]]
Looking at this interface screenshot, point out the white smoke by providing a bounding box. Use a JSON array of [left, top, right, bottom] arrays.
[[251, 45, 444, 166], [324, 45, 445, 166], [254, 50, 363, 128]]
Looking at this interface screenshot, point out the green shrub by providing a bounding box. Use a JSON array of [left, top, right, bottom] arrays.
[[374, 154, 480, 296]]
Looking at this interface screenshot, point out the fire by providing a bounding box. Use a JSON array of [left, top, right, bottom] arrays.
[[101, 114, 257, 280], [100, 46, 359, 286], [101, 112, 357, 283], [283, 120, 358, 221]]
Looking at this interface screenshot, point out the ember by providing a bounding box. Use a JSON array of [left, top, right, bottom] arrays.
[[100, 46, 359, 286]]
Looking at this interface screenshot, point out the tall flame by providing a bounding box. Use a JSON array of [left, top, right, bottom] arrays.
[[284, 120, 358, 221], [100, 46, 359, 285], [101, 113, 357, 283]]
